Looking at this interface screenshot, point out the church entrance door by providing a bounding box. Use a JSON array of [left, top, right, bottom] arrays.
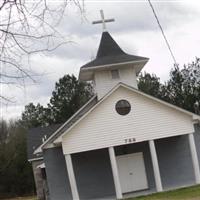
[[116, 152, 148, 193]]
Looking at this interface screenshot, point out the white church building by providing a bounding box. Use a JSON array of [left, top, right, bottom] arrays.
[[29, 12, 200, 200]]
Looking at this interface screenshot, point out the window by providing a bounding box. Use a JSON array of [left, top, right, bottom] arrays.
[[115, 100, 131, 115], [111, 69, 120, 79]]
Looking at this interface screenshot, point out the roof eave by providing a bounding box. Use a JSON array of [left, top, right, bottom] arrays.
[[33, 95, 97, 154], [34, 146, 43, 154], [28, 157, 43, 162], [193, 115, 200, 123], [79, 59, 149, 81]]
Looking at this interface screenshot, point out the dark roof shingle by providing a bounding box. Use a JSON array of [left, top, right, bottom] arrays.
[[81, 31, 148, 69], [27, 123, 62, 161]]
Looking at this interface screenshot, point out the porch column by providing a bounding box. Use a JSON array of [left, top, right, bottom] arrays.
[[188, 133, 200, 184], [108, 147, 123, 199], [149, 140, 163, 192], [65, 154, 79, 200]]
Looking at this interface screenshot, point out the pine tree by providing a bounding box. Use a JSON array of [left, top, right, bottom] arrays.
[[22, 74, 93, 128]]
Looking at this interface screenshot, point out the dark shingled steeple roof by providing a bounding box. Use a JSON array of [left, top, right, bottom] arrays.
[[81, 31, 148, 69], [96, 31, 124, 57]]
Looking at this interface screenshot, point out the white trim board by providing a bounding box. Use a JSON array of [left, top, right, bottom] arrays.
[[28, 157, 43, 162], [80, 59, 149, 72], [36, 163, 45, 169]]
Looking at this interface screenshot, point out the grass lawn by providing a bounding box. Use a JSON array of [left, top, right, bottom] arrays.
[[128, 185, 200, 200]]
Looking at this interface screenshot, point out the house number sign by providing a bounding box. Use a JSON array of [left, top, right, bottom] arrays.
[[125, 138, 136, 144]]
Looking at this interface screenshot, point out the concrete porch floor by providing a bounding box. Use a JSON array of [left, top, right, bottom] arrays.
[[123, 188, 156, 199]]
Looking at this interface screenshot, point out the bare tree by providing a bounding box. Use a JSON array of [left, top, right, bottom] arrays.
[[0, 0, 84, 103]]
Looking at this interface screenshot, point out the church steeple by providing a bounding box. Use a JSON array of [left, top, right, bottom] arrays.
[[96, 31, 125, 58], [79, 11, 149, 99]]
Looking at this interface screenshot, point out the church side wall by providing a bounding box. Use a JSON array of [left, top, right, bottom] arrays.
[[155, 135, 195, 189], [194, 124, 200, 164], [72, 148, 116, 199], [43, 147, 72, 200]]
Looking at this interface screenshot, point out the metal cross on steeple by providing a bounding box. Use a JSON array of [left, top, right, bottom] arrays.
[[92, 10, 115, 31]]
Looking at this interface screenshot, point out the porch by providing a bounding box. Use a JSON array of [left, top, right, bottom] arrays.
[[64, 132, 200, 200]]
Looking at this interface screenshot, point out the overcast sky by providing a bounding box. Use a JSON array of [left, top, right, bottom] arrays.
[[1, 0, 200, 120]]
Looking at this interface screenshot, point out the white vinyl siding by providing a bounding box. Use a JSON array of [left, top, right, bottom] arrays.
[[94, 66, 138, 99], [62, 86, 194, 155]]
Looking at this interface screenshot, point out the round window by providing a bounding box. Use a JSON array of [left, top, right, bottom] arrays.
[[115, 100, 131, 115]]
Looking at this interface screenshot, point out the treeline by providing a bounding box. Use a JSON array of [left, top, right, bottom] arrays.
[[138, 57, 200, 115], [0, 120, 34, 198], [0, 75, 93, 198], [22, 74, 93, 128], [0, 58, 199, 198]]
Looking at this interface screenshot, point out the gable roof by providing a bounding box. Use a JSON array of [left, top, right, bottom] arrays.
[[34, 95, 98, 154], [54, 83, 200, 144], [27, 123, 62, 161], [80, 32, 149, 69], [34, 83, 200, 154]]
